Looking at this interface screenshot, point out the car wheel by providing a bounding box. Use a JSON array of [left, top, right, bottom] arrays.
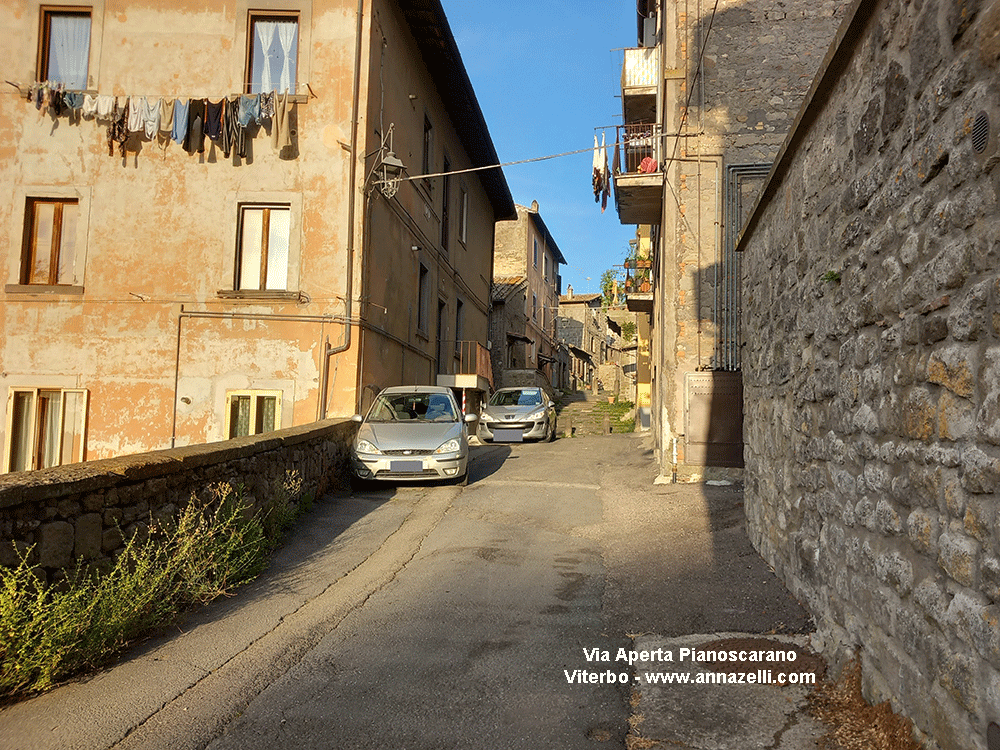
[[547, 418, 557, 442], [456, 470, 469, 487], [350, 474, 373, 492]]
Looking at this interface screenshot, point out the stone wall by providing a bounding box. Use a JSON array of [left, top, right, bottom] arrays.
[[739, 2, 1000, 748], [0, 419, 357, 581]]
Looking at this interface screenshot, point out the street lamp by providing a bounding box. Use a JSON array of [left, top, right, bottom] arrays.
[[373, 123, 408, 198]]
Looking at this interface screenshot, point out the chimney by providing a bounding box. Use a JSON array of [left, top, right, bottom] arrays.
[[531, 199, 539, 212], [566, 284, 573, 298]]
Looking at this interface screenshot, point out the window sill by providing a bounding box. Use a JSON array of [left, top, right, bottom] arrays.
[[416, 329, 429, 342], [217, 289, 300, 301], [5, 284, 84, 295]]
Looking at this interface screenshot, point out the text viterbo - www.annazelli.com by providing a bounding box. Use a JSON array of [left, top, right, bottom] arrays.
[[564, 646, 818, 686]]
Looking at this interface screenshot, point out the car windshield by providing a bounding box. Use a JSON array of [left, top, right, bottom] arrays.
[[489, 389, 542, 407], [366, 392, 459, 423]]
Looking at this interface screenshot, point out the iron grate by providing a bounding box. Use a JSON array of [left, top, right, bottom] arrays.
[[972, 110, 990, 154]]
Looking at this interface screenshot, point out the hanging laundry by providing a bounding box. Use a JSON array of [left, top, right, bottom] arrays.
[[82, 93, 99, 119], [221, 95, 246, 159], [600, 133, 611, 213], [270, 91, 292, 152], [95, 94, 115, 120], [127, 97, 143, 133], [204, 98, 224, 141], [259, 92, 275, 121], [48, 86, 66, 117], [141, 97, 160, 139], [107, 97, 128, 157], [64, 92, 84, 111], [159, 98, 174, 134], [639, 156, 658, 174], [237, 94, 260, 128], [183, 99, 205, 154], [171, 99, 189, 145]]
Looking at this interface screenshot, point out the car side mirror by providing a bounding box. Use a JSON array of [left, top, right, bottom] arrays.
[[464, 413, 479, 423], [351, 414, 364, 423], [548, 401, 555, 408]]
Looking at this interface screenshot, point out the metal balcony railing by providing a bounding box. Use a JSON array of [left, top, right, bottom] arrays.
[[616, 123, 662, 174], [623, 260, 653, 295]]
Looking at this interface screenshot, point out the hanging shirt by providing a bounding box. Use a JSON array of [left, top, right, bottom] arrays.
[[82, 94, 99, 119], [141, 97, 160, 139], [95, 95, 115, 120], [171, 99, 189, 145], [159, 98, 174, 134], [108, 97, 128, 157], [237, 94, 260, 127], [600, 133, 610, 213], [221, 95, 247, 159], [592, 135, 603, 203], [127, 97, 144, 133]]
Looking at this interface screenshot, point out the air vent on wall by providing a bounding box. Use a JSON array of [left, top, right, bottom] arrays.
[[972, 110, 990, 154]]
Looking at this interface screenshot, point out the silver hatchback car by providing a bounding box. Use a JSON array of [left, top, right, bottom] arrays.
[[478, 387, 556, 442], [351, 386, 477, 484]]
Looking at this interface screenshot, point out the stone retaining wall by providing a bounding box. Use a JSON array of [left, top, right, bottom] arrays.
[[0, 419, 357, 580], [739, 2, 1000, 749]]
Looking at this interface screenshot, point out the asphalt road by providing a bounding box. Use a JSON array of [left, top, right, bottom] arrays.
[[0, 433, 811, 750]]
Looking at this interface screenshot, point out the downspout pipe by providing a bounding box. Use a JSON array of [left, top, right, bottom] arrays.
[[318, 0, 366, 420]]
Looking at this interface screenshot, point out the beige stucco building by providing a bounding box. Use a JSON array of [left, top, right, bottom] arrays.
[[1, 0, 513, 472]]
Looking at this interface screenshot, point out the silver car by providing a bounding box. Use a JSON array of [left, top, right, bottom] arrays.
[[478, 387, 557, 442], [351, 386, 477, 484]]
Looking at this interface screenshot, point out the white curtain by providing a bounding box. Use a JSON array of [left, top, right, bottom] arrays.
[[276, 22, 297, 94], [49, 15, 90, 89], [255, 21, 277, 93]]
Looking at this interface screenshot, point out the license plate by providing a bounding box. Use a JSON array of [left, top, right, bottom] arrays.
[[493, 428, 524, 442], [390, 460, 423, 472]]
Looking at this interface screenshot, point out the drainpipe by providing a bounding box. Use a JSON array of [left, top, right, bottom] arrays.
[[318, 0, 366, 420]]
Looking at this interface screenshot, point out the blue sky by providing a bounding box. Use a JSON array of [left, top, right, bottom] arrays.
[[439, 1, 638, 296]]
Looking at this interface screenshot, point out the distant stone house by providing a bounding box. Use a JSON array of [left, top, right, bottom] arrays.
[[556, 291, 604, 389], [492, 201, 566, 388], [488, 276, 529, 389]]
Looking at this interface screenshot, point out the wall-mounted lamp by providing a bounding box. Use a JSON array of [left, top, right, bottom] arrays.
[[374, 123, 408, 198]]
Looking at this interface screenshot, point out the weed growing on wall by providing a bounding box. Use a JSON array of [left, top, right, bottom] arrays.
[[0, 473, 308, 699]]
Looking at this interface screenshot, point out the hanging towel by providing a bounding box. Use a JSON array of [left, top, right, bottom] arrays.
[[171, 99, 189, 145], [141, 97, 160, 139], [204, 98, 224, 141], [237, 94, 260, 127], [270, 91, 292, 152], [592, 135, 603, 202], [159, 98, 174, 134]]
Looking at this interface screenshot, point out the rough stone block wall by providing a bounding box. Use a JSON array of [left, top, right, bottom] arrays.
[[741, 2, 1000, 749], [0, 419, 356, 581]]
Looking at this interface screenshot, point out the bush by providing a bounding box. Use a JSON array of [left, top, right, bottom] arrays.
[[0, 474, 306, 699]]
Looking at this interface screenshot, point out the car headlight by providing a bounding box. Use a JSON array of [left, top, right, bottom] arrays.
[[435, 438, 461, 454], [356, 439, 380, 454], [480, 412, 495, 423], [526, 409, 546, 421]]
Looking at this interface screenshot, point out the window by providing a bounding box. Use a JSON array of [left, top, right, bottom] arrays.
[[21, 198, 79, 286], [543, 253, 548, 281], [39, 9, 91, 89], [441, 156, 450, 252], [236, 204, 290, 291], [226, 390, 281, 438], [247, 14, 298, 94], [458, 185, 468, 244], [6, 388, 87, 472], [532, 294, 538, 321], [533, 238, 538, 268], [422, 116, 434, 176], [417, 263, 429, 334]]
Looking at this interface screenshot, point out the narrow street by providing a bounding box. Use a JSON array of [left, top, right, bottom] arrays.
[[0, 432, 812, 750]]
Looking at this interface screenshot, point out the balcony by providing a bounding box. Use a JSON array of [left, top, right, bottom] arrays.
[[623, 259, 654, 313], [613, 123, 663, 225], [621, 47, 659, 124], [436, 341, 493, 393]]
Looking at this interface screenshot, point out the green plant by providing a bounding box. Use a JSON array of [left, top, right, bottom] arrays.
[[820, 270, 841, 283], [0, 472, 307, 699]]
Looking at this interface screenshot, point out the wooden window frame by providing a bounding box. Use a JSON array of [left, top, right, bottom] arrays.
[[224, 389, 282, 439], [235, 203, 290, 291], [37, 6, 92, 87], [457, 184, 468, 245], [245, 10, 300, 94], [21, 197, 79, 286], [5, 387, 88, 473], [417, 262, 430, 335]]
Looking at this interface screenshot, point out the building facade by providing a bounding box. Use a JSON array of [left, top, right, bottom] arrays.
[[492, 200, 565, 388], [1, 0, 513, 472], [608, 0, 846, 478], [556, 291, 604, 390]]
